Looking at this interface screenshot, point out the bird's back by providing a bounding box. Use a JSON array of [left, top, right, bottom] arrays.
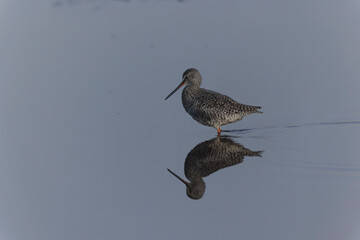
[[183, 88, 261, 128], [184, 137, 262, 179]]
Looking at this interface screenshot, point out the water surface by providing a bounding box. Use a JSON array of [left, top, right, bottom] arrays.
[[1, 1, 360, 240]]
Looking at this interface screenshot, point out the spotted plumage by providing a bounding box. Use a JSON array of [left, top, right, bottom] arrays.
[[165, 68, 262, 134], [167, 137, 263, 199]]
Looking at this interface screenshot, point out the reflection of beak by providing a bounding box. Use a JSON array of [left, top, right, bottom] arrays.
[[165, 79, 186, 100], [167, 168, 191, 187]]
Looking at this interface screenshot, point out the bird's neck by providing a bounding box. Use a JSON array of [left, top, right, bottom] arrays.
[[181, 86, 198, 109], [182, 84, 199, 99], [189, 175, 204, 184]]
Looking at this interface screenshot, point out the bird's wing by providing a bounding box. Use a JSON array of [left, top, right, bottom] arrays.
[[194, 89, 261, 115]]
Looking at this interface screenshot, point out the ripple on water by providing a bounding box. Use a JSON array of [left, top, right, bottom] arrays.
[[224, 121, 360, 175]]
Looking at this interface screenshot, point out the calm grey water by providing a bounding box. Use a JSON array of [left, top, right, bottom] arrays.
[[1, 1, 360, 239]]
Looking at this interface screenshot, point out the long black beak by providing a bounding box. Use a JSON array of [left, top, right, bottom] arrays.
[[165, 79, 186, 100], [167, 168, 191, 187]]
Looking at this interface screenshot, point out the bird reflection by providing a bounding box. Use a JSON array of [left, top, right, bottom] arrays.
[[168, 136, 263, 200]]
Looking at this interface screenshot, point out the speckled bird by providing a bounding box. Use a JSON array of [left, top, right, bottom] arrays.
[[167, 136, 263, 199], [165, 68, 262, 134]]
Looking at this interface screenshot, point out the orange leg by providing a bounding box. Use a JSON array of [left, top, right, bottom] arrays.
[[217, 127, 221, 135]]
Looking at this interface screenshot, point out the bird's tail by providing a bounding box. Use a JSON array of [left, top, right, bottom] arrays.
[[255, 106, 263, 113]]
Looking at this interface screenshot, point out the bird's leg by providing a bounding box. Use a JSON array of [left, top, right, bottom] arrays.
[[217, 127, 221, 135]]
